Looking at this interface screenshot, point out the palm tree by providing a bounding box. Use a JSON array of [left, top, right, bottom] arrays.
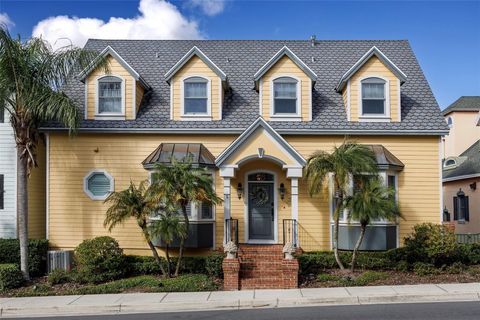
[[343, 176, 401, 272], [151, 158, 222, 276], [0, 28, 107, 279], [304, 140, 378, 270], [149, 211, 187, 277], [104, 180, 167, 277]]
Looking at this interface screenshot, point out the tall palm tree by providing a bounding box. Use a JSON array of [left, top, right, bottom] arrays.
[[343, 176, 401, 272], [151, 159, 222, 277], [0, 28, 107, 279], [104, 180, 167, 277], [149, 211, 187, 277], [304, 140, 378, 270]]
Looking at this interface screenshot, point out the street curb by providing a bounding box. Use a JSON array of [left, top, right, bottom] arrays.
[[1, 291, 480, 318]]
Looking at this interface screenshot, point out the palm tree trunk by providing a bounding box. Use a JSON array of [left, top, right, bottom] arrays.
[[174, 204, 189, 277], [165, 244, 171, 278], [17, 146, 30, 281], [146, 238, 167, 277], [350, 224, 367, 273], [333, 200, 345, 271]]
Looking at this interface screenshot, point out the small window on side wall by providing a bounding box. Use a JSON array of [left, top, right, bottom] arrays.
[[184, 77, 208, 115], [447, 117, 453, 127], [0, 105, 4, 123], [98, 76, 123, 115], [84, 170, 114, 200], [361, 77, 386, 116], [273, 77, 298, 115]]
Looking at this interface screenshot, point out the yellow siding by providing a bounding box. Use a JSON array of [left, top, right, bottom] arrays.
[[348, 56, 400, 122], [28, 141, 46, 239], [86, 55, 136, 120], [171, 56, 222, 121], [135, 82, 144, 113], [261, 56, 311, 121], [48, 133, 440, 254]]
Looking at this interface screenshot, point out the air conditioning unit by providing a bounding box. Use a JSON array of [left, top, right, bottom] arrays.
[[47, 250, 73, 273]]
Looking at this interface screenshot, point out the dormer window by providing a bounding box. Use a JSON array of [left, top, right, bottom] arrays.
[[444, 158, 457, 168], [447, 117, 453, 127], [361, 77, 386, 116], [97, 76, 124, 115], [272, 77, 299, 116], [183, 76, 210, 116]]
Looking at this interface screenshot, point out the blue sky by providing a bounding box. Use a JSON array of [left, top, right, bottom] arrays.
[[0, 0, 479, 109]]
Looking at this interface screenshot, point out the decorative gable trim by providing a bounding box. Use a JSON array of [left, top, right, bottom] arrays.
[[336, 46, 407, 92], [253, 46, 317, 83], [164, 46, 227, 83], [215, 116, 307, 167], [79, 46, 149, 89]]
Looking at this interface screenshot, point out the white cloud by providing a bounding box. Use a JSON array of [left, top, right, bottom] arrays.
[[188, 0, 226, 16], [0, 12, 14, 28], [32, 0, 204, 50]]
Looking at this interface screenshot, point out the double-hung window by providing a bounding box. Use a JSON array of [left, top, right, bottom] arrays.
[[361, 77, 386, 116], [98, 76, 123, 114], [273, 77, 298, 115], [184, 77, 208, 115]]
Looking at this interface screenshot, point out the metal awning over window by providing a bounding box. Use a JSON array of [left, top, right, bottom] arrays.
[[366, 145, 404, 171], [142, 143, 215, 169]]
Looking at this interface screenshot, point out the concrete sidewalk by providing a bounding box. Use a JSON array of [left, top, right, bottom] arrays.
[[1, 283, 480, 318]]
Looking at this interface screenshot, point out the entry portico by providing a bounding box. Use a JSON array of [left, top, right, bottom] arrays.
[[215, 117, 306, 245]]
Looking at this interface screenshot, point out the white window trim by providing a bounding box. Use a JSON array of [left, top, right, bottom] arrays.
[[95, 75, 126, 120], [446, 116, 453, 128], [83, 169, 114, 201], [244, 170, 278, 244], [180, 75, 212, 121], [358, 76, 391, 122], [269, 75, 302, 121]]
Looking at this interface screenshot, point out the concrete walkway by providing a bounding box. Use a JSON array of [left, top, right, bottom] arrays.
[[1, 283, 480, 318]]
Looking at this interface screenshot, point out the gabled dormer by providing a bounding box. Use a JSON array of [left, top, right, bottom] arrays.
[[254, 46, 317, 122], [165, 46, 227, 121], [336, 46, 407, 122], [79, 46, 149, 121]]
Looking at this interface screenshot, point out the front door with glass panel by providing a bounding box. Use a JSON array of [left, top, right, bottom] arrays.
[[248, 173, 275, 241]]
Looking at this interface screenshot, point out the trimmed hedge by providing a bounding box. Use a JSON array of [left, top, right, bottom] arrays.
[[126, 253, 223, 278], [0, 239, 48, 276], [0, 264, 24, 291]]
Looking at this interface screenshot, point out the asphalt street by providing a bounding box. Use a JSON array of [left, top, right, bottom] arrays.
[[9, 301, 480, 320]]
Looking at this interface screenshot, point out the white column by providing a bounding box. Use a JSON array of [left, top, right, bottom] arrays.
[[223, 177, 231, 244], [291, 177, 299, 246]]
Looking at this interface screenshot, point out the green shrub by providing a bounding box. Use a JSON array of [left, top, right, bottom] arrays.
[[205, 253, 223, 278], [352, 271, 389, 286], [445, 262, 466, 274], [395, 260, 410, 272], [178, 256, 207, 275], [355, 252, 394, 270], [47, 269, 72, 286], [0, 264, 24, 291], [298, 251, 350, 275], [0, 239, 49, 276], [74, 236, 126, 284], [404, 223, 457, 266], [413, 262, 439, 276], [456, 243, 480, 265], [125, 255, 164, 276], [316, 273, 341, 282]]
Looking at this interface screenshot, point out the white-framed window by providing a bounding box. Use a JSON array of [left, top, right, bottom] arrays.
[[182, 76, 210, 117], [360, 77, 388, 117], [83, 170, 114, 200], [96, 76, 124, 116], [446, 116, 453, 127], [444, 157, 457, 169], [271, 76, 300, 117]]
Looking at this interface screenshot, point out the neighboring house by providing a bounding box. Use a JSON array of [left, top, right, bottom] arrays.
[[41, 40, 447, 265], [442, 96, 480, 159], [0, 106, 46, 239], [443, 140, 480, 234]]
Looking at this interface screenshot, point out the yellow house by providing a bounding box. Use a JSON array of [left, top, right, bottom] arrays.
[[41, 40, 448, 275]]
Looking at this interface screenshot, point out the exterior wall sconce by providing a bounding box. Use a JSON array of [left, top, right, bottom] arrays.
[[278, 183, 286, 200], [470, 182, 477, 191], [443, 206, 450, 222], [237, 183, 243, 199]]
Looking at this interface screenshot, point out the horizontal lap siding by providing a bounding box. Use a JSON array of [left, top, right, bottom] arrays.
[[48, 133, 440, 253], [349, 56, 400, 122], [171, 56, 222, 121], [261, 56, 311, 121], [0, 114, 17, 238], [28, 142, 46, 239]]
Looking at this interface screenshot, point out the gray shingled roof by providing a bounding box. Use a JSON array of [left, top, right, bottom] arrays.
[[443, 96, 480, 116], [443, 139, 480, 180], [44, 39, 448, 134]]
